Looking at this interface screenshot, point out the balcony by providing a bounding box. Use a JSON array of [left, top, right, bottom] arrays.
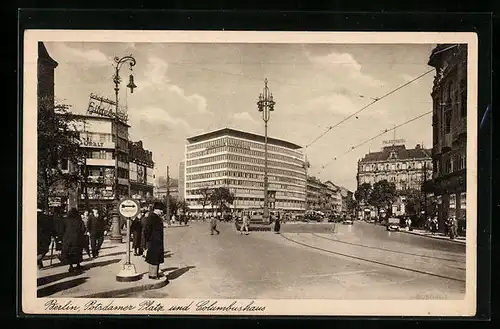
[[86, 158, 115, 167], [441, 133, 452, 153]]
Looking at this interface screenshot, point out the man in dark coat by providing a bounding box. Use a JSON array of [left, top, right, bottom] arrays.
[[37, 206, 55, 269], [143, 202, 166, 280], [131, 211, 143, 256], [61, 208, 86, 272], [274, 212, 281, 234], [140, 209, 149, 258], [87, 207, 106, 258]]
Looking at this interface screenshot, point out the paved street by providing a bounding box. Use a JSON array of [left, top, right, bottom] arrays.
[[117, 220, 465, 299]]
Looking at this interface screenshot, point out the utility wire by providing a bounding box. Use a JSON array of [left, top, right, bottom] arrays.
[[304, 68, 434, 149], [317, 109, 433, 173]]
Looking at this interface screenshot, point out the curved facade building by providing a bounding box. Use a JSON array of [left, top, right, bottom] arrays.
[[185, 128, 307, 214]]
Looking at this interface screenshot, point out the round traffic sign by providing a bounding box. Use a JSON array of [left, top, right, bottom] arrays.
[[118, 198, 139, 218]]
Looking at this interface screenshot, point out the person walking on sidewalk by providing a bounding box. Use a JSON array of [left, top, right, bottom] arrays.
[[81, 210, 92, 259], [61, 208, 86, 273], [449, 215, 458, 240], [37, 205, 56, 269], [239, 211, 249, 235], [131, 211, 143, 256], [143, 201, 166, 280], [210, 213, 220, 235], [140, 209, 149, 258], [87, 208, 105, 258], [274, 212, 281, 234]]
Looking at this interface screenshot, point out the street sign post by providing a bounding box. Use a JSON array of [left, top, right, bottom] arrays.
[[116, 198, 141, 282]]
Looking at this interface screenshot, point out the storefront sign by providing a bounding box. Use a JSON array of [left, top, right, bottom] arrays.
[[383, 139, 406, 145], [81, 140, 104, 148], [87, 93, 128, 123]]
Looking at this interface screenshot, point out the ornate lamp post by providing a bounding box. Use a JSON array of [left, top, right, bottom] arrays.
[[257, 78, 275, 224], [110, 55, 137, 244]]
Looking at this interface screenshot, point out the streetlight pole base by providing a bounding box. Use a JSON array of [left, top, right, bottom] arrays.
[[116, 263, 141, 282]]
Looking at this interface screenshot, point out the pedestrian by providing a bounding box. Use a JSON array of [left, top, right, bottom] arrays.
[[274, 212, 281, 234], [37, 205, 55, 269], [140, 209, 149, 258], [131, 211, 143, 256], [143, 201, 167, 280], [81, 210, 92, 259], [449, 215, 457, 240], [240, 211, 249, 235], [87, 207, 105, 258], [60, 208, 86, 273], [210, 213, 220, 235]]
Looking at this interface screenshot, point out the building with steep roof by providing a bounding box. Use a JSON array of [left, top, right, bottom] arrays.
[[357, 143, 432, 191]]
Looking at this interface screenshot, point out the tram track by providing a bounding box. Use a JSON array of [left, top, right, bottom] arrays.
[[280, 233, 465, 283], [311, 233, 465, 264]]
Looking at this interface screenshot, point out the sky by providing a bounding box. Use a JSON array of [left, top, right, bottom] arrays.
[[45, 42, 437, 192]]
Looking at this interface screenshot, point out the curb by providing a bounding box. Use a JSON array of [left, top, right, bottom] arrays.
[[401, 230, 466, 245], [78, 277, 169, 298]]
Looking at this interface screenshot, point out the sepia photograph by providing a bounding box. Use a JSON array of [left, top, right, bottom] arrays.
[[22, 30, 477, 316]]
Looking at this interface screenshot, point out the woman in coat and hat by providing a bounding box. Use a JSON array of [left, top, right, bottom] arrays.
[[143, 202, 166, 280], [60, 208, 86, 273]]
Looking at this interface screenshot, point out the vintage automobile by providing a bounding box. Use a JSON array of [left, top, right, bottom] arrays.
[[342, 217, 354, 225], [386, 217, 401, 231]]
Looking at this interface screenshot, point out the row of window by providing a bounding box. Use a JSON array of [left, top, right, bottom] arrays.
[[187, 137, 303, 158], [186, 170, 305, 186], [80, 132, 114, 143], [187, 145, 303, 166], [439, 152, 466, 175], [186, 162, 306, 180], [85, 150, 129, 163], [186, 179, 304, 192], [360, 161, 431, 172], [186, 154, 305, 172], [186, 198, 306, 208]]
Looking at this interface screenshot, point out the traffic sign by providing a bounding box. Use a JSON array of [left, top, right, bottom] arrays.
[[118, 198, 139, 218]]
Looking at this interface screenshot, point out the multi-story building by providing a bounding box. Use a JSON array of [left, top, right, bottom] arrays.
[[357, 143, 433, 191], [424, 44, 467, 229], [178, 161, 185, 200], [37, 42, 57, 108], [356, 143, 433, 218], [154, 185, 179, 201], [184, 128, 307, 214], [339, 186, 354, 214], [306, 176, 323, 211], [71, 99, 131, 211], [129, 140, 155, 201], [324, 181, 342, 213]]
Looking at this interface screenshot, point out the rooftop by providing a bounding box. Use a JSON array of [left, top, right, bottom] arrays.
[[71, 113, 131, 127], [359, 144, 432, 163], [187, 127, 303, 150]]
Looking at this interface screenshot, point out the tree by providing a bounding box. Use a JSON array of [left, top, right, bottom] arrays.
[[368, 180, 397, 216], [399, 189, 423, 216], [176, 199, 189, 214], [346, 197, 358, 215], [209, 187, 235, 214], [354, 183, 372, 204], [162, 195, 178, 217], [37, 97, 86, 211], [194, 186, 213, 213]]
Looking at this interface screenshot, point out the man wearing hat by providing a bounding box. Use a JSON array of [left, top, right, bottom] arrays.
[[143, 201, 167, 280]]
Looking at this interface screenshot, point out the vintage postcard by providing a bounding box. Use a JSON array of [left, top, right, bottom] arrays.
[[22, 30, 477, 316]]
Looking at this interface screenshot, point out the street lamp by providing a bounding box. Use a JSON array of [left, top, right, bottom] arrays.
[[110, 55, 137, 244], [257, 78, 275, 224]]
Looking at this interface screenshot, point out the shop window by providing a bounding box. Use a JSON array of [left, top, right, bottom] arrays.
[[460, 192, 466, 209], [449, 194, 456, 209]]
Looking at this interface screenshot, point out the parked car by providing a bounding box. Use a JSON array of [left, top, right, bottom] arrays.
[[386, 217, 401, 231], [342, 219, 354, 225]]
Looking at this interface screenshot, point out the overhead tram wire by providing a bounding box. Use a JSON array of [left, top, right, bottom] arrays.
[[318, 109, 433, 173], [304, 68, 435, 149]]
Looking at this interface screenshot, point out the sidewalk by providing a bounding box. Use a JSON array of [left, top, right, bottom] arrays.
[[37, 238, 169, 298], [399, 228, 466, 244]]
